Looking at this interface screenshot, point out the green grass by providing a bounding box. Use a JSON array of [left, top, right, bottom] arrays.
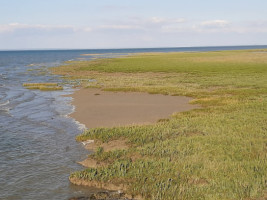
[[55, 50, 267, 199], [54, 49, 267, 73], [23, 83, 63, 91]]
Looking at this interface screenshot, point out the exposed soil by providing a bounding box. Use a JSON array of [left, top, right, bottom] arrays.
[[70, 88, 198, 128]]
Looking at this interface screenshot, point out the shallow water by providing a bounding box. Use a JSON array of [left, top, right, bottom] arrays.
[[0, 51, 93, 200], [0, 46, 266, 200]]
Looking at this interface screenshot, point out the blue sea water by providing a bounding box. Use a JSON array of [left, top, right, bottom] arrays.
[[0, 45, 266, 200]]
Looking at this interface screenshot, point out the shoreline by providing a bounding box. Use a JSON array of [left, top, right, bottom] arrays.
[[68, 88, 199, 199]]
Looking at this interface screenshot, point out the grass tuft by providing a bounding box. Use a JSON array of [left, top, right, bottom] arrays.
[[23, 83, 63, 91]]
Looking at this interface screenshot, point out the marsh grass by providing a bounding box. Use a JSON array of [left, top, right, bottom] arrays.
[[23, 83, 63, 91], [55, 50, 267, 199]]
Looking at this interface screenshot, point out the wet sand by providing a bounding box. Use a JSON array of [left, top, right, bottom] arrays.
[[70, 88, 198, 128]]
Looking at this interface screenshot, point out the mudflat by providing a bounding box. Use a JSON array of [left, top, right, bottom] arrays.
[[70, 88, 198, 128]]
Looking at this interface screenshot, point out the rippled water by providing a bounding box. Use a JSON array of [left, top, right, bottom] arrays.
[[0, 46, 266, 200], [0, 51, 93, 200]]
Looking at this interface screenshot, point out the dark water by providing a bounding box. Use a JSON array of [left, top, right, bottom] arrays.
[[0, 45, 266, 200]]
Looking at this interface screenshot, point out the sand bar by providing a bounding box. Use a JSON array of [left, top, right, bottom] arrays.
[[70, 88, 198, 128]]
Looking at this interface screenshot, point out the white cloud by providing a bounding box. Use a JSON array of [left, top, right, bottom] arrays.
[[0, 23, 76, 34], [150, 17, 166, 24], [196, 20, 267, 33], [83, 27, 93, 32], [149, 17, 185, 24], [161, 25, 190, 33], [189, 20, 231, 33], [1, 18, 267, 50], [2, 19, 266, 36], [0, 17, 187, 36], [200, 20, 230, 28], [97, 25, 142, 30]]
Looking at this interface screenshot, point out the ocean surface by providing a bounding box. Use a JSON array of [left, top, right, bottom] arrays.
[[0, 45, 266, 200]]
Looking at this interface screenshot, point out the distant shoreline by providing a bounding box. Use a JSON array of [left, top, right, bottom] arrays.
[[1, 44, 267, 52]]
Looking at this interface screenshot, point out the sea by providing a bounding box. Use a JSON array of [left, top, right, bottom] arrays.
[[0, 45, 266, 200]]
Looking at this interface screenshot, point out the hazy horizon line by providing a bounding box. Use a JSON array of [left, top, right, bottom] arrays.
[[1, 44, 267, 52]]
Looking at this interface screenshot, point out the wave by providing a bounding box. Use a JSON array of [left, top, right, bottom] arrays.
[[0, 73, 7, 79], [63, 113, 87, 131], [74, 119, 87, 131], [0, 100, 10, 107], [0, 100, 11, 114]]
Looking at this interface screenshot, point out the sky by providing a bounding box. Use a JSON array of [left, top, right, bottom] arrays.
[[0, 0, 267, 50]]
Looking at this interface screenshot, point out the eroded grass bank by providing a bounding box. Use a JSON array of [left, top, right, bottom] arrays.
[[53, 50, 267, 199]]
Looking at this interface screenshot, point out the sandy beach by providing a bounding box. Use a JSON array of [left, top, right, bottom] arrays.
[[70, 88, 198, 128]]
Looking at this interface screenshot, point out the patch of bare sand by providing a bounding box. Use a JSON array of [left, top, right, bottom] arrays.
[[70, 88, 198, 128]]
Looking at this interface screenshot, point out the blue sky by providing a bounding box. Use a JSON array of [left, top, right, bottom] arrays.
[[1, 0, 267, 49]]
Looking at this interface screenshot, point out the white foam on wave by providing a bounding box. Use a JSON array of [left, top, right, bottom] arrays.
[[63, 112, 86, 131], [63, 107, 87, 131], [0, 107, 10, 113], [0, 100, 11, 114], [60, 91, 87, 131], [0, 100, 9, 107], [74, 119, 87, 131], [81, 140, 94, 145]]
